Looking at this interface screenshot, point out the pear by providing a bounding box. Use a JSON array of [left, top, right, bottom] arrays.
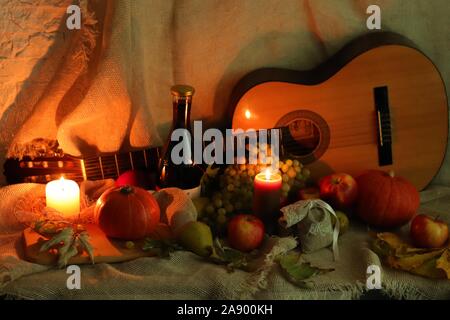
[[178, 221, 213, 257], [331, 211, 350, 235]]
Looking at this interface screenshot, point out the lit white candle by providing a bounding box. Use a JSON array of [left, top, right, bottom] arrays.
[[46, 177, 80, 218]]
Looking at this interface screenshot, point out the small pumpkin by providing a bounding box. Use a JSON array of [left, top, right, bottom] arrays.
[[355, 170, 419, 228], [94, 185, 160, 240]]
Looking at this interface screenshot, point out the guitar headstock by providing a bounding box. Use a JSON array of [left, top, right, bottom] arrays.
[[3, 155, 84, 184]]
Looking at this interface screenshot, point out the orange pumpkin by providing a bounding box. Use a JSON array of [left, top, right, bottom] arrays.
[[355, 170, 419, 228], [94, 185, 160, 240]]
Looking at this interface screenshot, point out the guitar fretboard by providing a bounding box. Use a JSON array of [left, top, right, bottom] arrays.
[[3, 148, 160, 184], [82, 149, 158, 181]]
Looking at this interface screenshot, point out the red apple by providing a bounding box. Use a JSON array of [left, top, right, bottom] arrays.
[[227, 214, 265, 252], [298, 187, 320, 201], [410, 214, 449, 248], [318, 173, 358, 210]]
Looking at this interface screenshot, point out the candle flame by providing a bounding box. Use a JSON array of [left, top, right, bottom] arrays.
[[245, 109, 251, 119], [264, 168, 271, 180]]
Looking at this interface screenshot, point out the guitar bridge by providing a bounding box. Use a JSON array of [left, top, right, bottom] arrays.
[[374, 86, 393, 166]]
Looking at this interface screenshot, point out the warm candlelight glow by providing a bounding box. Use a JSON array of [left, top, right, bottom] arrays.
[[264, 168, 271, 180], [46, 177, 80, 219], [256, 168, 281, 183], [245, 109, 251, 119]]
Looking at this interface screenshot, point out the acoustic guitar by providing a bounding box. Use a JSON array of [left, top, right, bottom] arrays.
[[228, 32, 448, 190], [3, 33, 448, 190]]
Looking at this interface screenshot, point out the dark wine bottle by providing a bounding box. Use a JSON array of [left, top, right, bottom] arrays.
[[158, 85, 201, 190]]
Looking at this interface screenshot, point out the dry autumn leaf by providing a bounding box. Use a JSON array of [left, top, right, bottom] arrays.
[[436, 250, 450, 279], [373, 232, 450, 280]]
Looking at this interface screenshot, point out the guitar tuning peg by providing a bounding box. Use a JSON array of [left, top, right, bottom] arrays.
[[56, 148, 64, 157]]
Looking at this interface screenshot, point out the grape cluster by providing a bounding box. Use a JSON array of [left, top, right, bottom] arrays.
[[278, 159, 310, 199], [199, 164, 256, 233], [198, 159, 310, 234]]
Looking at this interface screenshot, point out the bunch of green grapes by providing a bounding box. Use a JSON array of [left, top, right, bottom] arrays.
[[198, 160, 310, 234], [199, 163, 259, 234], [278, 159, 310, 200]]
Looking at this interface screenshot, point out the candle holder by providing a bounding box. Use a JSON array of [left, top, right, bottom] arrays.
[[253, 169, 282, 234]]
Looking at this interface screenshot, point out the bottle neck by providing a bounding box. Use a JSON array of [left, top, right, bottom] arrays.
[[172, 96, 192, 130]]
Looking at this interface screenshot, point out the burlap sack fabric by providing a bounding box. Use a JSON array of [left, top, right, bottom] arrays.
[[0, 183, 449, 300], [280, 200, 339, 258], [0, 0, 449, 299]]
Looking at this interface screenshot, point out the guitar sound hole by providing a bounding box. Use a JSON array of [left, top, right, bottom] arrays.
[[286, 119, 321, 156], [276, 110, 330, 164]]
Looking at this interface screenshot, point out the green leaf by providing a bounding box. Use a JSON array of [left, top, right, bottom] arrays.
[[278, 252, 334, 286], [39, 227, 97, 268], [57, 238, 79, 268], [78, 232, 95, 264], [208, 239, 248, 271], [142, 238, 161, 250], [142, 238, 182, 258], [40, 228, 74, 252]]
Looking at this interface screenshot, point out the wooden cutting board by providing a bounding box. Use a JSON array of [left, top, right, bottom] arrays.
[[23, 224, 156, 266]]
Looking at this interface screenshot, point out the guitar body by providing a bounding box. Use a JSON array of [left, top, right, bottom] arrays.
[[230, 33, 448, 190]]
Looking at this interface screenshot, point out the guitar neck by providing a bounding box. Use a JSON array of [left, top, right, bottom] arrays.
[[5, 128, 312, 185], [82, 149, 159, 181], [3, 148, 160, 184]]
